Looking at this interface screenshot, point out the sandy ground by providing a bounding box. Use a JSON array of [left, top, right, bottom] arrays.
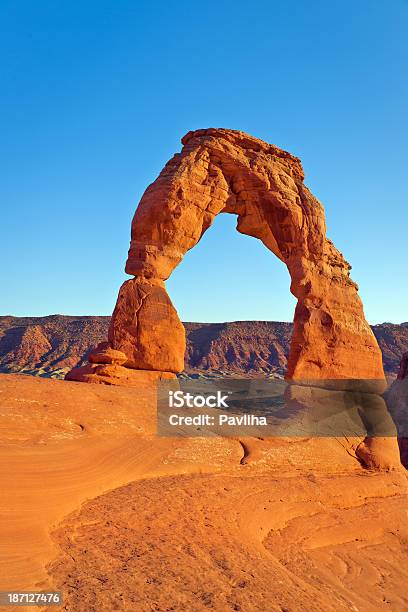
[[0, 374, 407, 611]]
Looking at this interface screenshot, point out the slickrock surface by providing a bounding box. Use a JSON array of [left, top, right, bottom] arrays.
[[49, 473, 408, 612], [0, 374, 407, 611], [69, 128, 384, 384], [1, 316, 407, 380]]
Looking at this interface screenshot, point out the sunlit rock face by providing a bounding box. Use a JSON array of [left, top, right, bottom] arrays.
[[67, 128, 384, 384]]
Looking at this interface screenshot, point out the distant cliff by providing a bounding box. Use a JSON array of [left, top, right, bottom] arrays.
[[0, 315, 407, 379]]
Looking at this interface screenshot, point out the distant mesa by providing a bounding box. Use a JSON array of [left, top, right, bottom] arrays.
[[0, 317, 407, 380], [65, 128, 384, 385]]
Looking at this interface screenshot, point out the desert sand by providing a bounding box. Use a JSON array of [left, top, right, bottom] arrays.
[[0, 373, 407, 611]]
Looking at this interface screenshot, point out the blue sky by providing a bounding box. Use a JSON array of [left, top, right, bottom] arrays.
[[1, 0, 407, 323]]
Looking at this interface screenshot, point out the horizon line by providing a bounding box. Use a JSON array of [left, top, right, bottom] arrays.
[[0, 313, 407, 327]]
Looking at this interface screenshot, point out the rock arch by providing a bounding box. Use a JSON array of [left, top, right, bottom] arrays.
[[67, 128, 384, 385]]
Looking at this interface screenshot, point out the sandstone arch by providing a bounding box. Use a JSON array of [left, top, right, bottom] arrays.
[[67, 128, 384, 385]]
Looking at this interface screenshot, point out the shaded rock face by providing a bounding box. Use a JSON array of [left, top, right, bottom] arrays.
[[397, 352, 408, 380], [67, 128, 384, 384], [385, 353, 408, 468]]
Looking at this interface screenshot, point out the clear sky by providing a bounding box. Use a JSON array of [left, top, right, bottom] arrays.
[[1, 0, 407, 323]]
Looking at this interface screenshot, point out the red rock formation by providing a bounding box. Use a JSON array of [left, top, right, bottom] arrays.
[[67, 128, 384, 386], [108, 278, 185, 372], [68, 278, 185, 384]]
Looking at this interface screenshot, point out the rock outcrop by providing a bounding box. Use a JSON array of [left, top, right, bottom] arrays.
[[108, 278, 185, 372], [66, 128, 384, 386]]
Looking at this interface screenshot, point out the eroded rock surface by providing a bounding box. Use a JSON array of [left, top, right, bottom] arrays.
[[108, 278, 185, 372], [1, 374, 406, 604]]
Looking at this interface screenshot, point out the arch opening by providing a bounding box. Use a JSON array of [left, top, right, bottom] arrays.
[[165, 210, 296, 377], [166, 211, 296, 325]]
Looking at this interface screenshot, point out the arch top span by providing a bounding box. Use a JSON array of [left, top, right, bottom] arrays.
[[126, 128, 320, 279], [67, 128, 385, 384]]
